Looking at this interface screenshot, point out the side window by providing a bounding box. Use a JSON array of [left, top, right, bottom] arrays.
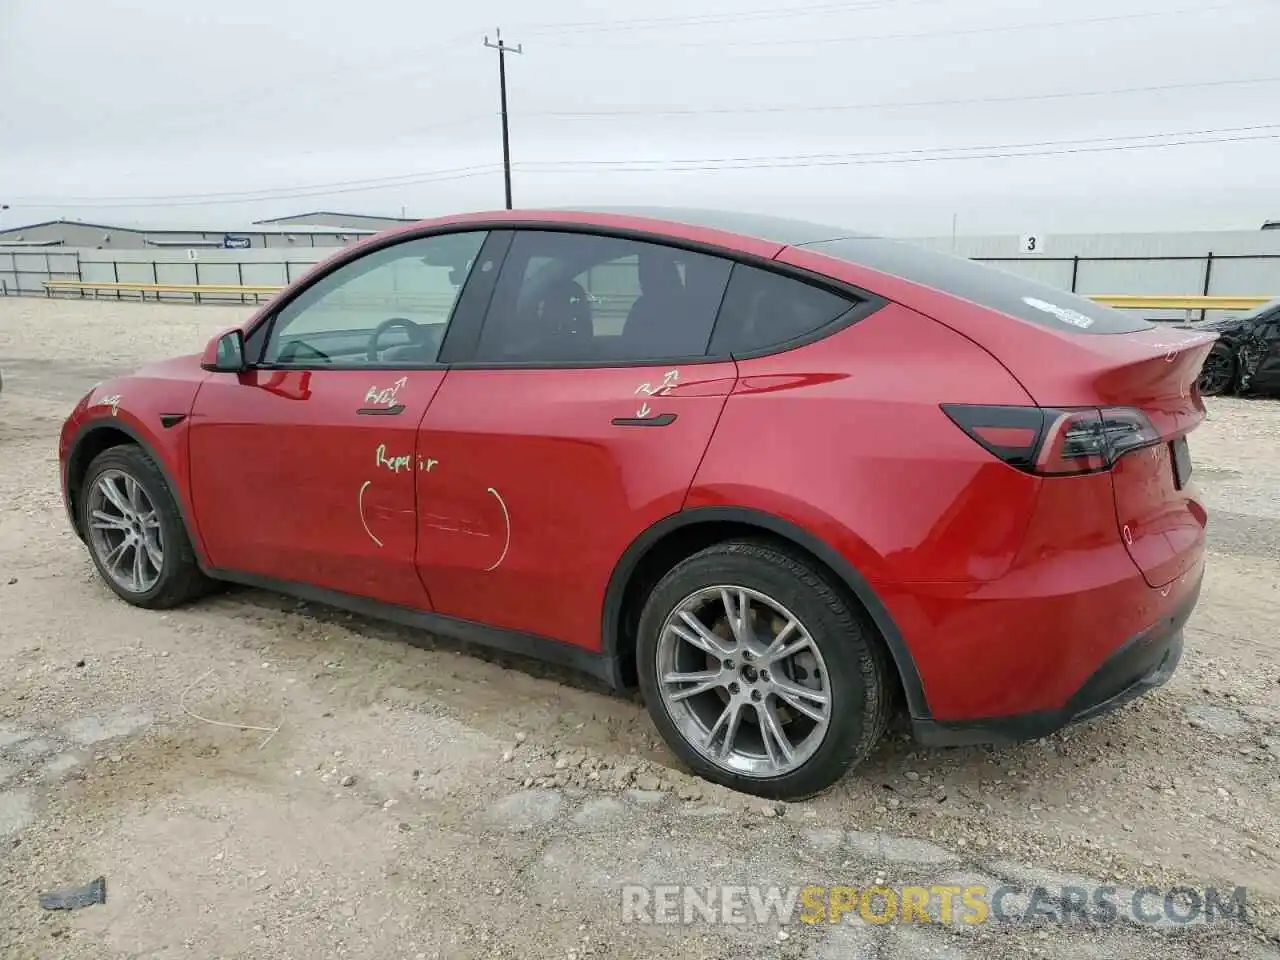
[[474, 231, 733, 364], [263, 231, 488, 366], [709, 264, 857, 356]]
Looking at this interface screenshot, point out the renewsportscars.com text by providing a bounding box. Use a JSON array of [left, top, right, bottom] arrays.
[[621, 883, 1248, 928]]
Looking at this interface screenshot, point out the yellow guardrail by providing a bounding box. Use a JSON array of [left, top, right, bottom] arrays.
[[44, 280, 282, 298], [40, 281, 1275, 313], [1087, 294, 1271, 311]]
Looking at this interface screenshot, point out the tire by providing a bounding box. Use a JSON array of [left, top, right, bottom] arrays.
[[1197, 342, 1236, 397], [636, 539, 890, 801], [79, 444, 212, 609]]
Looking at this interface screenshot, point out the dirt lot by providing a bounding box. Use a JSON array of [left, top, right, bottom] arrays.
[[1, 297, 1279, 959]]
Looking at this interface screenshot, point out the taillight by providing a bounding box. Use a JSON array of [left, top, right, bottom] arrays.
[[942, 404, 1161, 477]]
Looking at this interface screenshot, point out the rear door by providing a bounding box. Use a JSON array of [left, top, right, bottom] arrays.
[[414, 229, 739, 651], [188, 229, 495, 607]]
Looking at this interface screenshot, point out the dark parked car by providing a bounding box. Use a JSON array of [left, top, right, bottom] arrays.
[[1182, 297, 1280, 396]]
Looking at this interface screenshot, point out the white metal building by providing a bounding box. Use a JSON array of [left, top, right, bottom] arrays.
[[0, 219, 379, 250]]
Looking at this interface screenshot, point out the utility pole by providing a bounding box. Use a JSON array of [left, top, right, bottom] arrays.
[[483, 28, 522, 210]]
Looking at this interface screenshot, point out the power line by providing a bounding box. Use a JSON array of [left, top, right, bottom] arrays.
[[515, 123, 1280, 172], [523, 75, 1280, 120], [9, 165, 504, 208], [11, 163, 504, 203], [17, 127, 1275, 213], [484, 28, 524, 210], [512, 131, 1280, 173], [14, 168, 503, 210], [519, 131, 1280, 173], [18, 123, 1277, 209], [537, 1, 1258, 49], [513, 0, 940, 35], [520, 122, 1280, 166]]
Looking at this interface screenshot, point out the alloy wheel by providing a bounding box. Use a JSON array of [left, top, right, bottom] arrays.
[[86, 469, 164, 594], [655, 585, 832, 778]]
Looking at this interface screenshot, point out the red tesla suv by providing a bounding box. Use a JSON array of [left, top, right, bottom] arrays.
[[58, 207, 1213, 799]]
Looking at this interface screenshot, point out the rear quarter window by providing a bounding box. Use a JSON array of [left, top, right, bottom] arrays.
[[709, 264, 857, 355], [803, 236, 1154, 335]]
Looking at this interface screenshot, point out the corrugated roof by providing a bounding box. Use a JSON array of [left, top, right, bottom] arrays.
[[252, 210, 417, 224], [0, 219, 378, 236]]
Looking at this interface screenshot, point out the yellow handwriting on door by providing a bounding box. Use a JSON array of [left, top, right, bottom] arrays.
[[375, 443, 412, 473]]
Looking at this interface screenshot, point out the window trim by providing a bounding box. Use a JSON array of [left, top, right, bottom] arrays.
[[436, 224, 888, 370], [245, 227, 499, 372]]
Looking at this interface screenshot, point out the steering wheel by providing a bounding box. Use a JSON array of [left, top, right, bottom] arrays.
[[367, 317, 424, 361], [536, 279, 593, 342], [276, 340, 331, 364]]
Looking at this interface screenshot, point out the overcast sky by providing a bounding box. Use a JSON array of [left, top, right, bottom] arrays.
[[2, 0, 1279, 236]]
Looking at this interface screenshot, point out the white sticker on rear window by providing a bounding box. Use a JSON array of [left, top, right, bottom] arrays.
[[1021, 296, 1095, 330]]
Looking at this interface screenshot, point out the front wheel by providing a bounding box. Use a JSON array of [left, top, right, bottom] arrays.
[[1197, 342, 1236, 396], [636, 540, 890, 800], [80, 445, 211, 608]]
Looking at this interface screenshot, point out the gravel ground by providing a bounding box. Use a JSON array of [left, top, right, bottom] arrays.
[[1, 297, 1279, 960]]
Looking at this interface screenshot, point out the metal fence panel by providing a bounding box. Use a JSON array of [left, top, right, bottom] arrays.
[[155, 262, 198, 298], [240, 261, 292, 287], [3, 244, 1278, 325], [1209, 257, 1280, 300], [115, 261, 156, 288], [1072, 258, 1206, 321], [976, 258, 1075, 288], [80, 260, 117, 284]]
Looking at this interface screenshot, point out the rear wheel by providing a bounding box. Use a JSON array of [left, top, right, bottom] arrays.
[[80, 445, 211, 608], [1197, 342, 1236, 396], [636, 540, 890, 800]]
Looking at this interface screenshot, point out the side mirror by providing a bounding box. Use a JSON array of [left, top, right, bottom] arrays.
[[200, 328, 247, 372]]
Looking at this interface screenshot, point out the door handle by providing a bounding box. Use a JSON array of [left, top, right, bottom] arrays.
[[611, 413, 677, 427], [357, 404, 406, 416]]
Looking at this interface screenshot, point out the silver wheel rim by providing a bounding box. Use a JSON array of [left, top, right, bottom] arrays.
[[86, 469, 164, 594], [655, 585, 832, 778]]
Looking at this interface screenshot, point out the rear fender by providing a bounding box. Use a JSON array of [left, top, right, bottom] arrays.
[[601, 504, 931, 719]]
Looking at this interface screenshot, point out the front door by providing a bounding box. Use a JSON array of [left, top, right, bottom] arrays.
[[188, 229, 493, 608], [416, 229, 740, 651]]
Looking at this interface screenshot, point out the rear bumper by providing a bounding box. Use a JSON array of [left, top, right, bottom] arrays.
[[913, 569, 1199, 747]]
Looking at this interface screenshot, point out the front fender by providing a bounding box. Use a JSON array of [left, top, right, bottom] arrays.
[[62, 382, 207, 565]]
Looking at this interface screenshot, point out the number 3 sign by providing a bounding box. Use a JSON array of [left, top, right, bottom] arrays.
[[1019, 234, 1045, 254]]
